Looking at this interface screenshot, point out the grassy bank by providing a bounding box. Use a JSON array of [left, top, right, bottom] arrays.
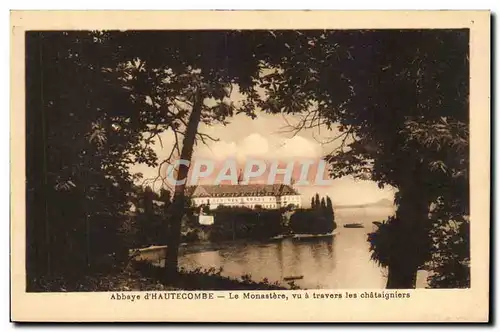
[[133, 260, 293, 290], [29, 260, 293, 292], [29, 264, 177, 292]]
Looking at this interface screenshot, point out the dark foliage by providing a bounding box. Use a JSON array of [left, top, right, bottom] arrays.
[[26, 29, 469, 289], [368, 216, 433, 270], [291, 193, 336, 234], [252, 29, 469, 288], [26, 32, 157, 289], [289, 208, 336, 235], [210, 206, 283, 241], [425, 199, 470, 288]]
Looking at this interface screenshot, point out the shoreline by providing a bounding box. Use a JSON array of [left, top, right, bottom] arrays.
[[131, 230, 340, 259]]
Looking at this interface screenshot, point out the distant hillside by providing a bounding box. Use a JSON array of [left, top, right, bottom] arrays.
[[334, 198, 394, 209]]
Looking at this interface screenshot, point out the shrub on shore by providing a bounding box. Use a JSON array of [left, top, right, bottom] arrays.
[[28, 259, 297, 292], [133, 260, 291, 290], [289, 208, 336, 234]]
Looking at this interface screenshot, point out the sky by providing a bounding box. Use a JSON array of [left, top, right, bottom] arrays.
[[130, 110, 397, 206]]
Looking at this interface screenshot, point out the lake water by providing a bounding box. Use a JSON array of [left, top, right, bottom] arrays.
[[175, 206, 429, 289]]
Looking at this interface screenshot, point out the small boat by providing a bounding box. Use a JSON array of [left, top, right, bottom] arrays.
[[293, 234, 317, 239], [283, 276, 304, 281], [293, 232, 337, 239], [343, 223, 364, 228]]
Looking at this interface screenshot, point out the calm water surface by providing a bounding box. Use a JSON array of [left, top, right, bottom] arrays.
[[179, 228, 387, 289], [175, 207, 433, 289]]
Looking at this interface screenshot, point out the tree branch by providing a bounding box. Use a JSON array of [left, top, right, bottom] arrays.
[[195, 132, 220, 147]]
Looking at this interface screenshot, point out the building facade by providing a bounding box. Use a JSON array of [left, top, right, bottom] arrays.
[[188, 184, 301, 210]]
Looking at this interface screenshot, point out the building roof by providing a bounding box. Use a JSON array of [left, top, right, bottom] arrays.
[[187, 184, 299, 198]]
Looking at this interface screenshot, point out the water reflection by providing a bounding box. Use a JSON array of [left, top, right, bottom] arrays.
[[179, 228, 387, 289], [176, 207, 428, 289]]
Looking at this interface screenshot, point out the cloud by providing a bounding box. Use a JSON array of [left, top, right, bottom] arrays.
[[196, 133, 321, 162], [274, 136, 322, 159], [203, 141, 239, 160], [237, 133, 270, 158], [128, 116, 396, 206]]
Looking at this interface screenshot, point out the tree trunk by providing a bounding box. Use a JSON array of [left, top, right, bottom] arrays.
[[386, 259, 418, 289], [385, 169, 432, 289], [164, 89, 204, 281]]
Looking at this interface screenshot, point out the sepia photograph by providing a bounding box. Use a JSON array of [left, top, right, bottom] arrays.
[[11, 10, 490, 322]]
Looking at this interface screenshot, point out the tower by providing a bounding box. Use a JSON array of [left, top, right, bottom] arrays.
[[237, 168, 243, 185]]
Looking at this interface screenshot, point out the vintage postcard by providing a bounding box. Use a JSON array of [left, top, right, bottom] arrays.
[[10, 10, 490, 322]]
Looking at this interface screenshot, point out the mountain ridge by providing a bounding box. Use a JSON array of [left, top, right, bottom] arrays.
[[334, 198, 394, 209]]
